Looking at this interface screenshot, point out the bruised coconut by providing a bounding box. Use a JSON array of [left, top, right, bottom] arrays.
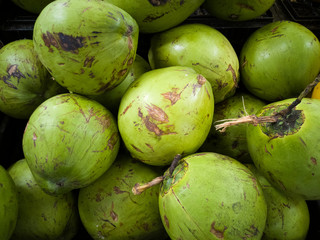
[[33, 0, 139, 95], [246, 98, 320, 200], [78, 153, 168, 240], [118, 66, 214, 166], [158, 152, 267, 239], [0, 39, 66, 119], [8, 159, 79, 239], [22, 93, 120, 195]]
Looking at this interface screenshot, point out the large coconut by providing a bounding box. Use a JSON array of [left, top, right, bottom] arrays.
[[159, 152, 267, 239], [0, 39, 66, 119], [203, 0, 275, 21], [8, 159, 80, 239], [148, 23, 239, 104], [0, 164, 18, 240], [118, 66, 214, 166], [240, 21, 320, 102], [22, 93, 120, 195], [33, 0, 139, 95], [247, 98, 320, 200], [78, 153, 168, 240], [102, 0, 205, 33]]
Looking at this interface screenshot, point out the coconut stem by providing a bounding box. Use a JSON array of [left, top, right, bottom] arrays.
[[132, 154, 182, 195], [215, 72, 320, 132]]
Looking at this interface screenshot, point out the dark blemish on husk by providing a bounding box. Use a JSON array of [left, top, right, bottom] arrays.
[[148, 0, 168, 6], [121, 101, 134, 116], [42, 31, 86, 54], [243, 225, 260, 238], [264, 145, 272, 156], [131, 144, 143, 153], [56, 181, 64, 187], [197, 75, 206, 85], [311, 157, 317, 165], [118, 69, 127, 77], [84, 56, 95, 68], [180, 0, 184, 5], [226, 64, 238, 87], [96, 193, 102, 202], [107, 12, 117, 21], [107, 132, 118, 151], [33, 132, 37, 147], [215, 79, 228, 90], [164, 215, 169, 228], [142, 223, 149, 231], [126, 25, 133, 37], [110, 202, 118, 221], [113, 186, 127, 194], [1, 64, 26, 89], [271, 26, 279, 33], [210, 222, 227, 238], [162, 90, 181, 105], [145, 143, 154, 151], [143, 12, 168, 22], [41, 213, 47, 221], [145, 104, 169, 123]]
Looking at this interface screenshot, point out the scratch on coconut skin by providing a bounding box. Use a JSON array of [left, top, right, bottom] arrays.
[[131, 144, 143, 153], [210, 222, 227, 239], [226, 64, 238, 87], [242, 225, 260, 239], [264, 145, 272, 156]]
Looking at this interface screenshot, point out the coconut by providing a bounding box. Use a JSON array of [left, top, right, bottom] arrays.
[[159, 152, 267, 239], [148, 23, 239, 104], [0, 39, 66, 119], [33, 0, 139, 95], [22, 93, 120, 195], [78, 153, 167, 240], [246, 97, 320, 200], [118, 66, 214, 166], [8, 159, 80, 239], [0, 164, 18, 240], [247, 164, 310, 240], [240, 21, 320, 102]]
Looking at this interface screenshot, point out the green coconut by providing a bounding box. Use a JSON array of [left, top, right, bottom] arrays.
[[148, 23, 239, 104], [78, 153, 167, 240], [203, 0, 275, 21], [118, 66, 214, 166], [200, 91, 266, 163], [103, 0, 205, 33], [33, 0, 139, 95], [247, 98, 320, 200], [240, 21, 320, 102], [8, 159, 80, 240], [0, 164, 18, 240], [10, 0, 54, 14], [247, 164, 310, 240], [159, 152, 267, 239], [87, 54, 151, 114], [0, 39, 66, 119], [22, 93, 120, 195]]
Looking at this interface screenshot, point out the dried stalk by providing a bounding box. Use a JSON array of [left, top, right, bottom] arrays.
[[215, 72, 320, 132], [132, 154, 182, 195]]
